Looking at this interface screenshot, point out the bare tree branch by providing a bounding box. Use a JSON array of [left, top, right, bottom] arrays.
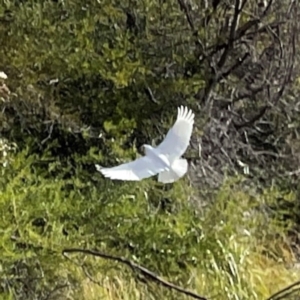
[[217, 0, 243, 69], [266, 280, 300, 300], [62, 248, 208, 300], [234, 105, 269, 130]]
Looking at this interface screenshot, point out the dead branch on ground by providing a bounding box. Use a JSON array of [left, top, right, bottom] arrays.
[[62, 247, 207, 300]]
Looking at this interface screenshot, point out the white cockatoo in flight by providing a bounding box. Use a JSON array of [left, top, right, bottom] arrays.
[[96, 106, 194, 183]]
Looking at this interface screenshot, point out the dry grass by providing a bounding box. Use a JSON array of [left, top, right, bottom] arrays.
[[75, 249, 300, 300]]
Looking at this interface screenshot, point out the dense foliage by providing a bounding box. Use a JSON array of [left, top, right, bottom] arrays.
[[1, 0, 300, 299]]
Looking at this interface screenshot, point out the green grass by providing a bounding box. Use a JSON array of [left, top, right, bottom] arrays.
[[0, 150, 299, 300]]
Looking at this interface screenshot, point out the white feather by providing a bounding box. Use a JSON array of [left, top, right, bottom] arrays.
[[95, 155, 168, 181], [156, 106, 194, 161], [158, 158, 188, 183]]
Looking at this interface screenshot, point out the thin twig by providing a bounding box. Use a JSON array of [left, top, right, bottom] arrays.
[[62, 248, 207, 300], [266, 280, 300, 300]]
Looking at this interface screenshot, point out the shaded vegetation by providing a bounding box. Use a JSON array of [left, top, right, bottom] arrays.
[[1, 0, 300, 299]]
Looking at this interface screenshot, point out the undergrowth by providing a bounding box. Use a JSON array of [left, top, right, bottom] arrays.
[[0, 149, 299, 300]]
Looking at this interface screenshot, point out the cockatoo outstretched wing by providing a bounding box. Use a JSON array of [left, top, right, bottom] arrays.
[[95, 155, 167, 181], [156, 106, 194, 159]]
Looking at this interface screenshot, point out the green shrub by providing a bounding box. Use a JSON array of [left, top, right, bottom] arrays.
[[0, 150, 299, 299]]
